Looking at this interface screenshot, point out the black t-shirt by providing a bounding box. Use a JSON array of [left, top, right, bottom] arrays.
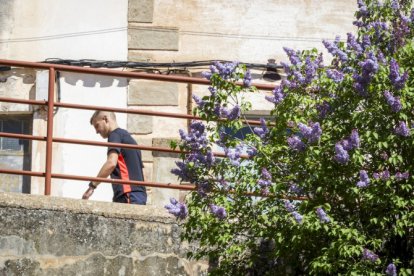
[[107, 128, 146, 200]]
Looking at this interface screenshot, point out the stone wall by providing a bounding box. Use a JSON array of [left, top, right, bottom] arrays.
[[0, 192, 207, 275]]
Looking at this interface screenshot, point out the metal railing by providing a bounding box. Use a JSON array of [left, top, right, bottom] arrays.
[[0, 59, 295, 199]]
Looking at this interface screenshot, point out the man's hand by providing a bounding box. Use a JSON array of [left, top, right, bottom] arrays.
[[82, 186, 95, 200]]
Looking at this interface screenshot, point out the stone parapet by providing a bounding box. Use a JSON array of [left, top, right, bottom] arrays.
[[0, 192, 207, 275]]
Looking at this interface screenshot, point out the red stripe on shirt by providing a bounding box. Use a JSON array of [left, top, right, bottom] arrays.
[[118, 153, 132, 195]]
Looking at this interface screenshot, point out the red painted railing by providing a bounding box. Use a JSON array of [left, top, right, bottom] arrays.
[[0, 59, 305, 201]]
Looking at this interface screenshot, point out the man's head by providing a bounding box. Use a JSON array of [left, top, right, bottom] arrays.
[[90, 110, 118, 138]]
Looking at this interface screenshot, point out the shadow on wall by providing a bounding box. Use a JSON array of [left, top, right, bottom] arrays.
[[62, 73, 127, 88]]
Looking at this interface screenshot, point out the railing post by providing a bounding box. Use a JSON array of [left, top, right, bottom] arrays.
[[44, 67, 55, 195]]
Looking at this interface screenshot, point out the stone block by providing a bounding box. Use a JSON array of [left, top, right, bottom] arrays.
[[128, 0, 154, 23], [133, 136, 153, 162], [128, 114, 153, 134], [128, 26, 179, 51], [128, 80, 179, 106], [152, 138, 180, 158]]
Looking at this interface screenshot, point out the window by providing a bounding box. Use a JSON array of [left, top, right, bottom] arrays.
[[0, 116, 31, 152], [0, 115, 32, 193]]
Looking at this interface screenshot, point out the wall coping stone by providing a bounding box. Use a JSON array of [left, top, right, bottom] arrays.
[[0, 192, 176, 224]]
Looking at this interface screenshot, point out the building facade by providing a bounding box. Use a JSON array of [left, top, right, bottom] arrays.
[[0, 0, 356, 206]]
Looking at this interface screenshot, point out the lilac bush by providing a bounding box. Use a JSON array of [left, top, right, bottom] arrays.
[[168, 1, 414, 275]]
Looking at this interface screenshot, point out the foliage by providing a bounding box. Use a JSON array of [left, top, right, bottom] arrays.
[[166, 1, 414, 275]]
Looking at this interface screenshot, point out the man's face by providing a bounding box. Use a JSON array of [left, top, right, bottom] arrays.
[[92, 115, 109, 139]]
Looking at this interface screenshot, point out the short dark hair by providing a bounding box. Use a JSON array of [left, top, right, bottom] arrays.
[[90, 110, 116, 125]]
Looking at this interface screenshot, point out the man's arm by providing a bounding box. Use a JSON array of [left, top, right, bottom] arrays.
[[82, 151, 118, 200]]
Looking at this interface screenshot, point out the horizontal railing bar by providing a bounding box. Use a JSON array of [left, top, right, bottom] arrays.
[[0, 59, 276, 91], [0, 168, 307, 200], [0, 132, 46, 141], [54, 101, 264, 126], [0, 96, 264, 126], [0, 168, 195, 191], [0, 132, 248, 158], [0, 97, 47, 106]]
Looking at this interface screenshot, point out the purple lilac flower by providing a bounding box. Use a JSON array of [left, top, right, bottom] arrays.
[[289, 183, 304, 195], [197, 181, 211, 197], [298, 122, 322, 143], [201, 71, 212, 80], [389, 59, 408, 90], [395, 171, 410, 181], [288, 136, 306, 152], [386, 263, 397, 276], [284, 201, 295, 212], [292, 211, 303, 224], [164, 198, 188, 219], [350, 129, 360, 149], [171, 161, 192, 182], [179, 121, 208, 150], [304, 56, 319, 84], [377, 51, 386, 64], [213, 61, 239, 79], [316, 207, 330, 223], [391, 0, 399, 10], [334, 143, 350, 164], [243, 69, 252, 87], [280, 61, 291, 74], [384, 91, 402, 112], [392, 18, 411, 51], [210, 204, 227, 219], [192, 95, 206, 108], [283, 47, 302, 66], [226, 105, 241, 120], [374, 171, 391, 180], [254, 118, 269, 139], [326, 69, 344, 83], [362, 248, 379, 262], [258, 168, 272, 188], [356, 0, 369, 19], [316, 101, 331, 119], [395, 121, 410, 137], [293, 71, 306, 84], [208, 86, 217, 96], [353, 52, 379, 96], [266, 86, 285, 104], [225, 146, 242, 166], [322, 38, 348, 62], [362, 34, 371, 49], [346, 33, 363, 55], [382, 170, 391, 180], [357, 170, 370, 188], [206, 151, 215, 167]]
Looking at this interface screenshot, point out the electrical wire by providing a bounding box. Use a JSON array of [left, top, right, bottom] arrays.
[[41, 58, 283, 70]]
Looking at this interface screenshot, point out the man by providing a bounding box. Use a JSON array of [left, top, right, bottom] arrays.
[[82, 110, 147, 204]]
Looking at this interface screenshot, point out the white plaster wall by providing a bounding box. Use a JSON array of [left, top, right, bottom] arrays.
[[1, 0, 128, 202], [54, 72, 127, 201], [2, 0, 127, 61], [129, 0, 357, 63]]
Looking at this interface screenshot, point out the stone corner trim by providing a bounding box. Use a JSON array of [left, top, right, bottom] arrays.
[[128, 25, 179, 51], [128, 80, 179, 106], [128, 0, 154, 23]]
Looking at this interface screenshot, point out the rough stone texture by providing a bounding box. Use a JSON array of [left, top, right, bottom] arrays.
[[0, 192, 208, 275], [128, 0, 154, 23], [0, 68, 35, 112], [128, 80, 179, 106], [128, 25, 179, 51], [128, 114, 153, 134], [133, 136, 153, 162], [151, 138, 182, 208]]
